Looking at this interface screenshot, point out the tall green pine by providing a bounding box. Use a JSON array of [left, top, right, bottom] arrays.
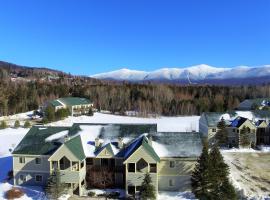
[[209, 145, 237, 200], [191, 140, 211, 200], [139, 173, 156, 200], [215, 117, 228, 146]]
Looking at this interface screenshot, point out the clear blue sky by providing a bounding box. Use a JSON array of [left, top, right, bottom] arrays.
[[0, 0, 269, 75]]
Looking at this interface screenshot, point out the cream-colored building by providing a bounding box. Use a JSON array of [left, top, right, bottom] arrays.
[[12, 123, 202, 198]]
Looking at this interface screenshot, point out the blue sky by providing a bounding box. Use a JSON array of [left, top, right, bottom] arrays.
[[0, 0, 269, 75]]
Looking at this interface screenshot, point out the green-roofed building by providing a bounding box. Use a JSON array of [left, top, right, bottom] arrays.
[[45, 97, 93, 116], [13, 123, 202, 197]]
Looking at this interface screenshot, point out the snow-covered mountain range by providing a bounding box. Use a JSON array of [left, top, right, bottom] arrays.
[[91, 64, 270, 85]]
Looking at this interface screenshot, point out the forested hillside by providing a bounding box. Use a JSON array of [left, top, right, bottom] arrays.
[[1, 75, 270, 116]]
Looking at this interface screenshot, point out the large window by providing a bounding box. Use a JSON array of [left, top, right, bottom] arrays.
[[128, 185, 135, 195], [60, 156, 70, 170], [128, 163, 135, 172], [35, 158, 41, 165], [169, 179, 175, 187], [35, 175, 42, 182], [19, 157, 25, 164], [150, 163, 157, 173], [169, 161, 175, 168]]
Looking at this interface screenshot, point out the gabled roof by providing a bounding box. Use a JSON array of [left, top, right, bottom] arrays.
[[117, 135, 160, 162], [13, 126, 70, 155], [94, 143, 115, 157], [229, 117, 248, 128], [58, 97, 92, 106], [255, 120, 266, 127], [64, 135, 85, 161], [202, 112, 233, 127], [49, 100, 63, 107]]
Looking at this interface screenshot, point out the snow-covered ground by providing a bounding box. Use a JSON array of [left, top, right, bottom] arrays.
[[0, 111, 34, 126], [49, 112, 200, 132], [222, 152, 270, 200]]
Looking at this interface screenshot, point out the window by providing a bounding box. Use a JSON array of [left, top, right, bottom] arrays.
[[169, 161, 175, 168], [212, 128, 216, 132], [104, 149, 109, 155], [19, 157, 25, 164], [237, 129, 239, 133], [128, 163, 135, 172], [35, 175, 42, 182], [128, 185, 135, 195], [72, 162, 79, 171], [52, 161, 58, 170], [169, 179, 175, 187], [86, 158, 93, 165], [35, 158, 41, 165], [136, 186, 142, 192], [19, 174, 26, 182], [80, 160, 84, 169], [150, 163, 157, 173], [233, 129, 235, 133]]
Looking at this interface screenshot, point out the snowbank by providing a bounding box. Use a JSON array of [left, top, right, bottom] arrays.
[[0, 128, 29, 157], [45, 130, 69, 142]]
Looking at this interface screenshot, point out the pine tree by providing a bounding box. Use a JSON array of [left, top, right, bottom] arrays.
[[44, 105, 55, 122], [191, 140, 211, 200], [23, 120, 31, 128], [87, 107, 94, 116], [215, 117, 228, 146], [239, 126, 251, 148], [45, 170, 67, 199], [14, 120, 20, 128], [0, 121, 8, 129], [139, 173, 156, 200], [209, 145, 237, 200]]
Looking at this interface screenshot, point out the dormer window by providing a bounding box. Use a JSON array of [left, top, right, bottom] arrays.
[[19, 157, 25, 164], [212, 128, 216, 132]]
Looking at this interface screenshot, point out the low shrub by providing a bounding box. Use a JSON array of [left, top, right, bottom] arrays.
[[88, 191, 95, 197]]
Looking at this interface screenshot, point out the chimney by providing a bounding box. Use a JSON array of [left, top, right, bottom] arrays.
[[95, 137, 100, 147], [148, 135, 152, 146], [118, 137, 124, 149], [64, 135, 70, 142]]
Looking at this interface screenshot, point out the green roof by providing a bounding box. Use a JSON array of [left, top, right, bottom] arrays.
[[13, 126, 70, 155], [49, 100, 63, 107], [64, 135, 85, 161], [58, 97, 92, 106]]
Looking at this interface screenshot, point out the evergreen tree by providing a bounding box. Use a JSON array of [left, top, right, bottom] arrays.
[[239, 126, 251, 148], [14, 120, 20, 128], [215, 117, 228, 146], [139, 173, 156, 200], [55, 108, 70, 120], [191, 140, 211, 200], [87, 107, 94, 116], [45, 170, 67, 199], [209, 145, 237, 200], [23, 120, 31, 128], [44, 105, 55, 122], [0, 121, 8, 129]]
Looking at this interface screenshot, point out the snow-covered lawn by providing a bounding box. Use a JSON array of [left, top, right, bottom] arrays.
[[0, 111, 34, 126], [222, 152, 270, 200], [49, 112, 200, 132]]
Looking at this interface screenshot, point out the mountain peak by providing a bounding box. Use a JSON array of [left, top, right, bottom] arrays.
[[90, 64, 270, 84]]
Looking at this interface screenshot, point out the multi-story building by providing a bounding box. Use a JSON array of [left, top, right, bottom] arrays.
[[12, 123, 202, 197], [42, 97, 93, 116], [199, 111, 270, 147]]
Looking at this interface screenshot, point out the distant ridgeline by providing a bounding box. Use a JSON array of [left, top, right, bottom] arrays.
[[1, 60, 270, 116]]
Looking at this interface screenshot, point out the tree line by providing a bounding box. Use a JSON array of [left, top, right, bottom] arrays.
[[1, 77, 270, 117]]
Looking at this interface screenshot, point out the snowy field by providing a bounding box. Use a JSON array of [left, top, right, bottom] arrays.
[[222, 151, 270, 200]]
